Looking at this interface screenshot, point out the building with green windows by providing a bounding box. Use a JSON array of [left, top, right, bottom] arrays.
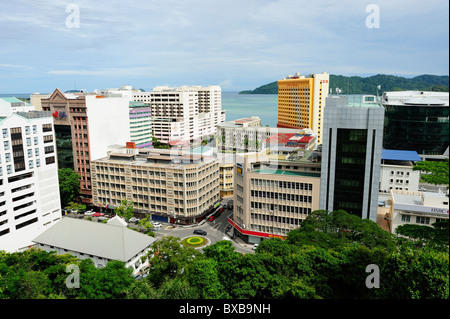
[[320, 95, 384, 221], [382, 91, 449, 156]]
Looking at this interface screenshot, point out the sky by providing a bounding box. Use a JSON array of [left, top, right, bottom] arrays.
[[0, 0, 448, 93]]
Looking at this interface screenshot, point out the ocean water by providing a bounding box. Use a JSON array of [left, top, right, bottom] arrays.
[[222, 91, 279, 127]]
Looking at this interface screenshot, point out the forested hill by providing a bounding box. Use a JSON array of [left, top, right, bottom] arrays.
[[239, 74, 449, 95]]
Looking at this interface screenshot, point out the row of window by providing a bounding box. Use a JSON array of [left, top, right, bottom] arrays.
[[251, 179, 313, 190], [251, 190, 313, 203]]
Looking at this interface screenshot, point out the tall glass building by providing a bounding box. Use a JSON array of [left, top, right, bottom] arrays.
[[382, 91, 449, 155], [320, 95, 384, 221]]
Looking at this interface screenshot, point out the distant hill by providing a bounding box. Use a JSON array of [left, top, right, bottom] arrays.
[[239, 74, 449, 95]]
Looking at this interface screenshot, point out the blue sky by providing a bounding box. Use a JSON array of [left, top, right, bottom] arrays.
[[0, 0, 448, 93]]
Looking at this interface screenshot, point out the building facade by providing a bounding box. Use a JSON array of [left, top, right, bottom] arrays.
[[379, 149, 422, 193], [231, 149, 322, 243], [320, 96, 384, 221], [129, 101, 152, 148], [91, 144, 220, 225], [388, 189, 449, 234], [133, 85, 225, 145], [382, 91, 449, 156], [0, 111, 61, 252], [277, 72, 329, 144], [41, 89, 131, 205]]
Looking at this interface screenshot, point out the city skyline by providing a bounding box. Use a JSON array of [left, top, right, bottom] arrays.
[[0, 0, 449, 94]]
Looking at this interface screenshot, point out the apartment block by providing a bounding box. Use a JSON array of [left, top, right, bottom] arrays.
[[133, 85, 225, 145], [91, 144, 220, 225], [41, 89, 131, 205], [0, 97, 36, 115], [277, 72, 329, 144], [0, 111, 61, 252], [320, 96, 384, 221], [231, 148, 322, 244]]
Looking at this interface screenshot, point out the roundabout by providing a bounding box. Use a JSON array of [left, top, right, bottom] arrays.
[[181, 235, 210, 248]]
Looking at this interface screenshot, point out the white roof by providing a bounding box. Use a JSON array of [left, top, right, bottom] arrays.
[[33, 217, 156, 261]]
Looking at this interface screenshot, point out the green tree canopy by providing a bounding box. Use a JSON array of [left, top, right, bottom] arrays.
[[58, 168, 81, 208]]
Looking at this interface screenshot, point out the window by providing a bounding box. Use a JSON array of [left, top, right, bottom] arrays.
[[32, 125, 37, 134], [3, 141, 9, 150], [2, 129, 7, 138], [416, 216, 430, 225], [401, 214, 410, 222]]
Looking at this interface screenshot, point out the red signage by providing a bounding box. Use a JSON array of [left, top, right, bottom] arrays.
[[227, 218, 287, 240]]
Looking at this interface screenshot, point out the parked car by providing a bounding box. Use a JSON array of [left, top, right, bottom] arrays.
[[193, 229, 207, 236], [252, 243, 259, 250], [129, 217, 140, 223], [84, 210, 94, 216], [152, 222, 162, 228], [92, 212, 104, 217], [208, 215, 216, 222]]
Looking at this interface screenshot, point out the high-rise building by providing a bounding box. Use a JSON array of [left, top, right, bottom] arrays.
[[41, 88, 131, 205], [133, 85, 226, 145], [0, 111, 61, 252], [129, 101, 152, 148], [277, 72, 329, 144], [381, 91, 449, 156], [319, 96, 384, 221]]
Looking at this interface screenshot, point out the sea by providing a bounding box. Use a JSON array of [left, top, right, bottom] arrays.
[[1, 91, 367, 128]]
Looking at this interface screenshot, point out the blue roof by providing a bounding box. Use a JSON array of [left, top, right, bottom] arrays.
[[381, 149, 421, 162]]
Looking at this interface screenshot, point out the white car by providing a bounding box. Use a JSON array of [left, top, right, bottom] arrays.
[[152, 222, 162, 228], [252, 244, 259, 250], [84, 210, 94, 216], [129, 217, 140, 223]]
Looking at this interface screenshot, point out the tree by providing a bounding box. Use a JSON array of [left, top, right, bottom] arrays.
[[58, 168, 81, 208], [115, 199, 134, 221], [413, 159, 449, 187]]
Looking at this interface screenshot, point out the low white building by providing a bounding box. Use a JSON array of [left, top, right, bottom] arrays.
[[33, 216, 156, 274], [0, 97, 35, 115], [388, 189, 449, 233], [0, 111, 61, 252], [379, 149, 422, 193]]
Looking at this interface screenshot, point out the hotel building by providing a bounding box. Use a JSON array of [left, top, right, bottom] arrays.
[[320, 95, 384, 222], [277, 72, 329, 144], [0, 111, 61, 252], [41, 89, 131, 205], [91, 144, 220, 225]]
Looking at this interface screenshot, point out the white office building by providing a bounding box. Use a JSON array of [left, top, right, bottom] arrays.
[[388, 189, 449, 233], [0, 111, 61, 252], [0, 97, 35, 115]]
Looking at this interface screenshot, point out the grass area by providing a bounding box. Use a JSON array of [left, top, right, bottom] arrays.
[[181, 236, 207, 248]]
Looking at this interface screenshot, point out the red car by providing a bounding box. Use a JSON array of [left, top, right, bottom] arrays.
[[92, 212, 104, 217], [208, 215, 216, 222]]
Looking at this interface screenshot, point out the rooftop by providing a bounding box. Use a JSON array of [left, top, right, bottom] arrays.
[[33, 217, 156, 262], [252, 168, 321, 178], [381, 149, 422, 162]]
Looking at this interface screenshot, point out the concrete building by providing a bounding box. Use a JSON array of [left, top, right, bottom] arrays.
[[382, 91, 449, 156], [129, 101, 152, 148], [379, 149, 422, 193], [91, 144, 220, 225], [133, 85, 225, 145], [0, 97, 35, 115], [41, 88, 131, 205], [277, 72, 329, 144], [387, 189, 449, 234], [30, 93, 50, 111], [320, 95, 384, 222], [231, 148, 322, 243], [0, 111, 61, 252], [33, 216, 156, 274], [217, 116, 311, 153]]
